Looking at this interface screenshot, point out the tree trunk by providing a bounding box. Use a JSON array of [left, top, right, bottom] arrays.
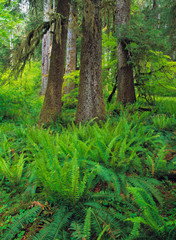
[[75, 0, 106, 124], [116, 0, 136, 104], [41, 0, 51, 95], [9, 33, 14, 68], [64, 1, 77, 94], [39, 0, 70, 124]]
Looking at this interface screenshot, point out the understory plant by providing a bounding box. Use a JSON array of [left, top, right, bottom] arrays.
[[0, 135, 26, 186], [127, 187, 176, 240], [1, 110, 176, 239], [152, 114, 176, 130]]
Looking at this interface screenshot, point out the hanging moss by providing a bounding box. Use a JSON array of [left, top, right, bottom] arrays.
[[11, 13, 63, 78]]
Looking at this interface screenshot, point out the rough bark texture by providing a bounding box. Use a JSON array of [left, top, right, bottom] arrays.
[[64, 2, 77, 94], [75, 0, 106, 124], [39, 0, 70, 124], [116, 0, 136, 104], [41, 0, 51, 95]]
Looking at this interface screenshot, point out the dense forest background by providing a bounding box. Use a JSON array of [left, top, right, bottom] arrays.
[[0, 0, 176, 239]]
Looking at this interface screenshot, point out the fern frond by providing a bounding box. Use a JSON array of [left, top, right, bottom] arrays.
[[127, 176, 163, 205], [70, 222, 84, 240], [97, 225, 109, 240], [33, 207, 72, 240], [127, 187, 163, 231], [0, 153, 25, 185], [126, 218, 142, 240], [3, 206, 42, 240], [83, 207, 92, 240]]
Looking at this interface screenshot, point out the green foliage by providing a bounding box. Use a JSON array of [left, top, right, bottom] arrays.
[[155, 97, 176, 115], [102, 32, 117, 98], [0, 0, 21, 45], [63, 70, 80, 87], [2, 206, 42, 240], [117, 0, 176, 103], [62, 70, 80, 111], [83, 207, 92, 240], [152, 114, 176, 130], [126, 187, 163, 239], [0, 0, 23, 70], [0, 61, 43, 124], [0, 0, 176, 239], [33, 207, 73, 240], [0, 152, 25, 186], [27, 128, 90, 204], [0, 130, 27, 186], [0, 108, 176, 239], [135, 52, 176, 103], [127, 187, 176, 239]]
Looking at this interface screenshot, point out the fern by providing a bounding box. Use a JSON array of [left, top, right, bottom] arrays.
[[97, 225, 109, 240], [70, 222, 84, 240], [70, 157, 87, 204], [127, 176, 163, 205], [126, 187, 163, 238], [126, 217, 145, 240], [3, 206, 42, 240], [33, 207, 73, 240], [83, 207, 92, 240], [86, 161, 161, 204], [28, 139, 88, 203], [0, 153, 25, 185], [83, 202, 126, 239]]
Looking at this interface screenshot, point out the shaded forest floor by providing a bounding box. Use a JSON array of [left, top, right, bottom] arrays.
[[0, 96, 176, 239]]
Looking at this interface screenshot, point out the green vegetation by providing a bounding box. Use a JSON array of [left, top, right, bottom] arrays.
[[0, 65, 176, 238], [0, 0, 176, 239]]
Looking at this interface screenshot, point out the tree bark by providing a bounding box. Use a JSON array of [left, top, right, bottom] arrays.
[[116, 0, 136, 104], [39, 0, 70, 124], [64, 1, 77, 94], [75, 0, 106, 124], [41, 0, 51, 95]]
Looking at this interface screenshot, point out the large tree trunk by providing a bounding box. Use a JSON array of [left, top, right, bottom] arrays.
[[75, 0, 106, 124], [64, 1, 77, 94], [116, 0, 136, 104], [41, 0, 51, 95], [39, 0, 70, 124]]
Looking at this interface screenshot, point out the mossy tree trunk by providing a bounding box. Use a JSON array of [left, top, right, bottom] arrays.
[[39, 0, 70, 124], [75, 0, 106, 123], [64, 1, 77, 94], [116, 0, 136, 104]]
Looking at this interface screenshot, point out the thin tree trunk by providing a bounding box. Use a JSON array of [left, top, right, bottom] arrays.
[[9, 33, 14, 68], [75, 0, 106, 124], [41, 0, 51, 95], [64, 1, 77, 94], [116, 0, 136, 104], [39, 0, 70, 124]]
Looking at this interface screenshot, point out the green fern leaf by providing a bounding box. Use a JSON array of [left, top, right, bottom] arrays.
[[3, 206, 42, 240], [33, 208, 72, 240], [83, 207, 92, 240]]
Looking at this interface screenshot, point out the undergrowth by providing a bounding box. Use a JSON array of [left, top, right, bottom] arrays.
[[0, 108, 176, 239], [0, 63, 176, 239]]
